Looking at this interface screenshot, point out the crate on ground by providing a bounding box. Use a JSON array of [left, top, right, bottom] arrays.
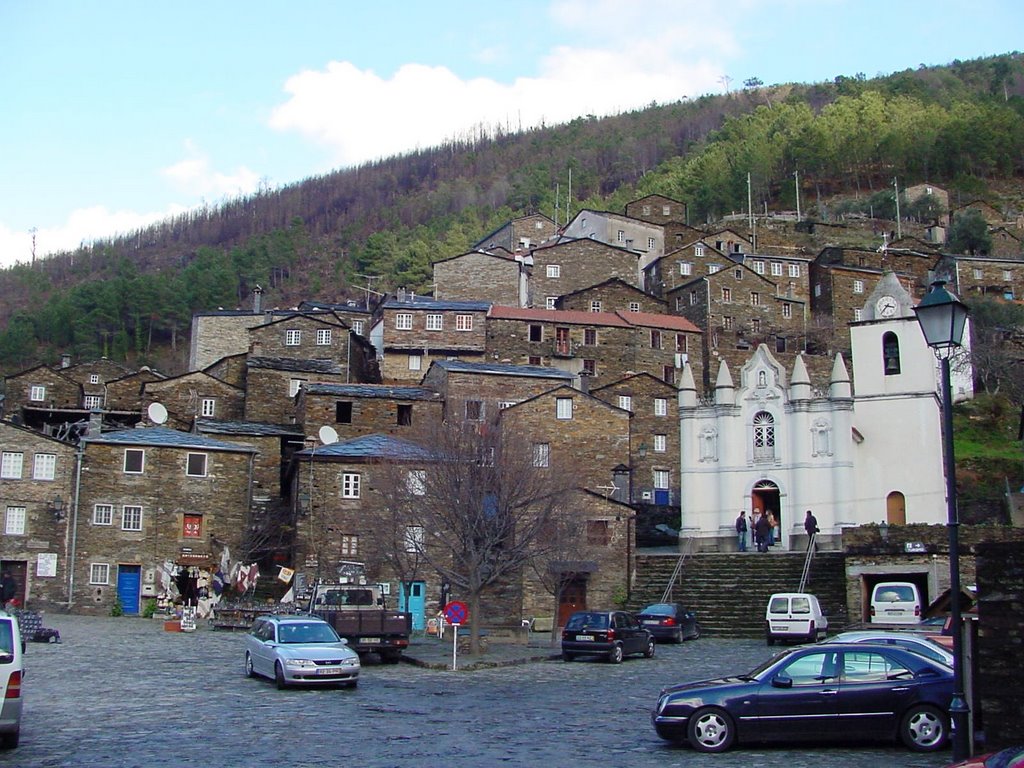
[[12, 609, 43, 639]]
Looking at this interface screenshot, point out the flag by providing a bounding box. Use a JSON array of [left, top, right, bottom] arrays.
[[277, 566, 294, 584], [212, 568, 225, 596], [280, 586, 294, 604]]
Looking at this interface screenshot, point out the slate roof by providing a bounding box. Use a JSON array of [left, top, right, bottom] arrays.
[[381, 297, 492, 312], [295, 433, 433, 461], [246, 357, 344, 374], [194, 419, 305, 437], [82, 426, 256, 452], [428, 359, 576, 379], [304, 384, 441, 400]]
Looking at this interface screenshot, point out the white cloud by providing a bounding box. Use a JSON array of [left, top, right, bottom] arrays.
[[162, 140, 261, 201]]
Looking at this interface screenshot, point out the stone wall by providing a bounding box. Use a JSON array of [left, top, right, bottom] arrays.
[[143, 374, 246, 429], [189, 313, 261, 371], [434, 253, 521, 305], [557, 279, 665, 314], [531, 239, 640, 305]]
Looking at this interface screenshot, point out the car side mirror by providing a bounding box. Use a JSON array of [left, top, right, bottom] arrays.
[[771, 674, 793, 689]]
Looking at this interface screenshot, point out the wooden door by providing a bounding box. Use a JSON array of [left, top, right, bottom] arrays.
[[886, 491, 907, 525], [558, 577, 586, 627]]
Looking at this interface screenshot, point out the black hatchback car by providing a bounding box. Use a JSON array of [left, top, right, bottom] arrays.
[[561, 610, 655, 663], [637, 603, 701, 643]]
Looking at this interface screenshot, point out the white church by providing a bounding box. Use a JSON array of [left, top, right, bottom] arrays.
[[676, 272, 970, 551]]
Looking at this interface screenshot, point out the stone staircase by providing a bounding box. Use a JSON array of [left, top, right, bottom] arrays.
[[629, 550, 849, 637]]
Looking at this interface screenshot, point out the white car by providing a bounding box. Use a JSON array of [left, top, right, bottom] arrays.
[[244, 614, 360, 689], [0, 610, 24, 748], [827, 630, 954, 667], [765, 592, 828, 644]]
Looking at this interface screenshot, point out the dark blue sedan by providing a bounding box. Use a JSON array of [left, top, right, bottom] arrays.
[[652, 642, 953, 753]]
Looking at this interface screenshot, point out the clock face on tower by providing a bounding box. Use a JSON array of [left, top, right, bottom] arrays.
[[875, 295, 899, 318]]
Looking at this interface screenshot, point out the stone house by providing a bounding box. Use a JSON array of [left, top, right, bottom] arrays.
[[419, 359, 576, 423], [591, 373, 680, 505], [193, 418, 305, 499], [104, 368, 166, 414], [3, 364, 83, 434], [949, 200, 1005, 228], [624, 194, 688, 226], [934, 254, 1024, 302], [560, 209, 664, 274], [644, 239, 730, 298], [807, 262, 919, 332], [142, 371, 246, 430], [58, 357, 135, 411], [529, 238, 642, 306], [736, 254, 813, 302], [0, 420, 76, 609], [297, 300, 374, 339], [248, 313, 354, 364], [73, 426, 256, 615], [243, 358, 348, 424], [295, 383, 444, 442], [432, 250, 526, 306], [473, 213, 558, 254], [555, 277, 666, 315], [202, 353, 248, 390], [706, 228, 754, 256], [369, 294, 491, 383], [988, 227, 1023, 259], [904, 183, 949, 216], [663, 222, 707, 251]]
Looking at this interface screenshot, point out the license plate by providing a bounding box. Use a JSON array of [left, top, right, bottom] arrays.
[[642, 620, 658, 625], [774, 624, 790, 632], [316, 667, 341, 676], [362, 637, 381, 644], [576, 635, 594, 641]]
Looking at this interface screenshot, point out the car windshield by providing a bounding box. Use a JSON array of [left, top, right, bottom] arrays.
[[566, 613, 608, 630], [278, 622, 341, 644], [0, 620, 12, 657], [641, 604, 674, 615]]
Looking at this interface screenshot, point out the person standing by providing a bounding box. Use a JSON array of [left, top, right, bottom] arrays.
[[735, 511, 748, 552], [754, 513, 771, 553], [766, 510, 777, 546], [804, 509, 819, 551], [1, 571, 17, 610]]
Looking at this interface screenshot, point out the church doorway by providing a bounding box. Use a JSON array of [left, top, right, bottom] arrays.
[[886, 491, 907, 525], [751, 480, 783, 547]]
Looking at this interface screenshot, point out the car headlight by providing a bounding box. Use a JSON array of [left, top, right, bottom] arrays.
[[340, 658, 359, 668], [285, 659, 319, 669], [656, 695, 669, 715]]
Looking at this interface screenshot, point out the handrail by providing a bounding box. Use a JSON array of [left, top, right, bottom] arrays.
[[661, 536, 695, 603], [798, 533, 816, 592]]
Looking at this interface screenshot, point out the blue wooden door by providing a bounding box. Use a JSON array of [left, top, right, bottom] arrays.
[[399, 581, 427, 631], [117, 565, 142, 615]]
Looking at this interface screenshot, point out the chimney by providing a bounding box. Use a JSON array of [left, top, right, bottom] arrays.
[[88, 410, 103, 436], [252, 285, 263, 315], [60, 353, 71, 368], [397, 287, 407, 302]]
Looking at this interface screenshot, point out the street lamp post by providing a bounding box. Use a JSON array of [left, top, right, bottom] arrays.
[[913, 280, 971, 761]]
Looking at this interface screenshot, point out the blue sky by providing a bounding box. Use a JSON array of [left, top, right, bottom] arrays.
[[2, 0, 1021, 266]]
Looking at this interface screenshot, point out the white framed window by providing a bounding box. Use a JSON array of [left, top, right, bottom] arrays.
[[616, 229, 625, 243], [617, 395, 633, 411], [396, 313, 413, 330], [545, 296, 557, 310], [662, 205, 671, 216], [783, 304, 793, 319], [186, 453, 208, 477], [653, 434, 667, 453], [532, 443, 550, 468], [854, 308, 863, 321], [93, 504, 113, 526], [752, 260, 765, 274], [753, 411, 776, 461], [679, 262, 692, 276], [629, 302, 640, 312], [406, 470, 426, 495], [289, 378, 307, 397], [404, 526, 425, 553], [316, 328, 332, 345], [689, 291, 697, 305], [123, 449, 144, 474], [285, 329, 301, 346], [590, 300, 601, 313], [642, 205, 651, 215], [201, 398, 216, 417], [853, 280, 864, 294], [455, 314, 473, 331], [341, 535, 359, 557], [29, 385, 46, 402], [654, 398, 668, 416], [1, 452, 23, 479], [342, 473, 361, 499], [498, 401, 517, 409], [33, 453, 56, 480], [89, 374, 100, 385], [546, 264, 560, 278], [122, 505, 143, 531], [771, 262, 783, 277], [788, 264, 801, 278], [750, 292, 760, 306], [722, 287, 732, 302], [352, 320, 364, 335], [694, 245, 704, 257], [647, 237, 656, 250], [723, 316, 734, 330], [4, 506, 26, 535], [709, 264, 721, 274], [653, 469, 670, 490], [973, 268, 983, 280], [1002, 269, 1013, 280], [556, 397, 573, 420], [89, 563, 110, 585], [84, 395, 103, 409], [426, 314, 443, 331], [408, 354, 422, 371]]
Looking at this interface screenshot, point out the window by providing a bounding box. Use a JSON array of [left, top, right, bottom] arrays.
[[465, 400, 483, 421], [723, 316, 733, 330], [642, 205, 651, 215], [556, 397, 573, 420], [654, 398, 668, 416], [426, 314, 443, 331], [675, 296, 685, 312], [679, 262, 692, 276], [629, 302, 640, 312], [122, 505, 143, 531], [528, 356, 541, 365], [33, 453, 56, 480], [89, 563, 110, 585], [352, 320, 364, 335], [587, 520, 610, 546], [853, 280, 864, 294], [752, 260, 765, 274], [722, 287, 732, 302], [750, 292, 760, 306], [616, 229, 625, 243], [397, 404, 413, 425], [582, 359, 596, 376], [529, 325, 543, 342], [341, 535, 359, 557], [0, 452, 22, 479], [783, 304, 792, 319], [408, 355, 421, 371], [689, 291, 697, 305], [663, 365, 674, 383], [883, 331, 901, 375], [653, 469, 670, 489], [533, 443, 550, 468], [342, 473, 361, 499], [814, 284, 822, 297], [653, 434, 667, 453], [709, 264, 721, 274], [84, 395, 103, 409], [123, 449, 144, 474], [1003, 269, 1013, 280], [650, 330, 662, 349], [753, 411, 776, 461], [289, 378, 307, 397], [853, 308, 863, 321], [788, 264, 800, 278], [545, 296, 557, 310], [734, 268, 743, 280], [584, 328, 597, 345], [30, 385, 46, 402], [186, 453, 208, 477], [590, 300, 601, 313], [776, 336, 787, 353], [546, 264, 561, 278], [183, 514, 202, 538], [89, 373, 100, 384], [676, 334, 688, 352], [973, 268, 983, 280], [395, 313, 413, 330], [662, 205, 671, 216], [285, 329, 301, 346], [201, 398, 216, 417], [4, 506, 26, 535], [336, 401, 353, 424], [316, 328, 332, 345], [499, 401, 517, 409], [771, 262, 783, 277], [751, 318, 761, 333], [93, 504, 113, 525], [456, 314, 473, 331], [618, 395, 633, 411], [695, 245, 704, 257], [404, 526, 424, 553], [407, 470, 426, 495]]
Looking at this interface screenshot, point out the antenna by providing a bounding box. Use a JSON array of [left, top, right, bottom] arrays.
[[318, 425, 339, 445], [147, 402, 168, 425]]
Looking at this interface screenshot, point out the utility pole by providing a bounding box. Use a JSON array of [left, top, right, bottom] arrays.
[[893, 177, 902, 239], [794, 171, 801, 221], [747, 173, 754, 231]]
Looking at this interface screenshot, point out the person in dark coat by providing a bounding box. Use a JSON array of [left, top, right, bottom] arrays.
[[804, 509, 819, 551], [1, 571, 17, 610], [754, 514, 771, 553]]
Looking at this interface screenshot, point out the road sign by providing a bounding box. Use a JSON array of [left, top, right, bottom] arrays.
[[443, 600, 468, 625]]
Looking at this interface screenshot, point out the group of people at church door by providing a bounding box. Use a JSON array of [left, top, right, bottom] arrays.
[[736, 510, 777, 552]]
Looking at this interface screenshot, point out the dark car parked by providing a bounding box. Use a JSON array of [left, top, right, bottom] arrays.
[[652, 642, 953, 753], [637, 603, 701, 643], [561, 610, 655, 663]]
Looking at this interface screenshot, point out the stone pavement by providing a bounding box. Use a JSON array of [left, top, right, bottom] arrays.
[[403, 629, 561, 669]]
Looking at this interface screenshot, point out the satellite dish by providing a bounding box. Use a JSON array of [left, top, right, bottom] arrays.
[[147, 402, 168, 425], [318, 425, 339, 445]]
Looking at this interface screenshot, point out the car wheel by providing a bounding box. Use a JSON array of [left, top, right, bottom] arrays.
[[644, 638, 656, 658], [274, 662, 288, 690], [0, 730, 19, 749], [688, 707, 735, 753], [691, 623, 702, 640], [900, 704, 948, 751], [562, 651, 575, 662], [244, 652, 256, 678], [766, 633, 775, 646], [608, 644, 624, 664], [673, 629, 683, 644]]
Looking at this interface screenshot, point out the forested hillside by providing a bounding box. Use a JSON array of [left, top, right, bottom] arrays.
[[1, 53, 1023, 376]]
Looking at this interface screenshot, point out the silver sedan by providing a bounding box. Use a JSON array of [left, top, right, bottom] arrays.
[[244, 614, 360, 689], [827, 629, 954, 667]]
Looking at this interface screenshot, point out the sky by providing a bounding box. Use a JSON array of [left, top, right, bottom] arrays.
[[2, 0, 1022, 268]]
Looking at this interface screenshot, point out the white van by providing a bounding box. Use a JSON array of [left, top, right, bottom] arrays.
[[870, 581, 922, 624], [0, 610, 24, 748], [765, 592, 828, 645]]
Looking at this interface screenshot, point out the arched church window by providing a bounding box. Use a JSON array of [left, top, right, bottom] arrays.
[[752, 411, 775, 461], [882, 331, 901, 375]]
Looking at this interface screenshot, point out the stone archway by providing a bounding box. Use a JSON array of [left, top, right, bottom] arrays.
[[751, 479, 783, 547]]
